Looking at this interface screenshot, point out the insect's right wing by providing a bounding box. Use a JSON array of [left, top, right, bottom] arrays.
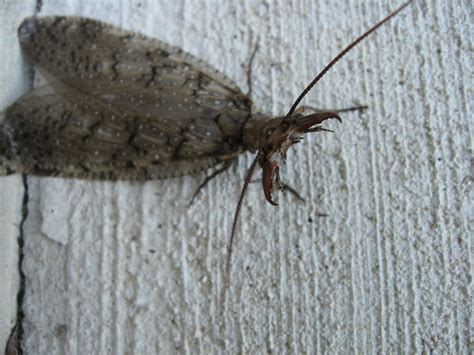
[[3, 82, 221, 179]]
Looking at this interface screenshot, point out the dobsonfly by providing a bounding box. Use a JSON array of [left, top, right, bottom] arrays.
[[0, 1, 413, 296]]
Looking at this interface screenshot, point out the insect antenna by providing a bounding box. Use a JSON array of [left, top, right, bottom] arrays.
[[222, 152, 261, 303], [286, 0, 413, 118]]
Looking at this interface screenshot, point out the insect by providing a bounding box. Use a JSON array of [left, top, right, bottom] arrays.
[[0, 2, 412, 294]]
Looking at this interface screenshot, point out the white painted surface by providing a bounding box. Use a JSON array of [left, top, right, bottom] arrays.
[[1, 0, 471, 353], [0, 0, 35, 350]]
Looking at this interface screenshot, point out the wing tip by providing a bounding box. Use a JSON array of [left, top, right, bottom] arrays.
[[18, 17, 39, 43]]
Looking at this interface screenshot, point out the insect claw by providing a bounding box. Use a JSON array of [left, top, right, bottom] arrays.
[[267, 195, 279, 206], [265, 188, 279, 206], [262, 160, 279, 206], [296, 112, 342, 133]]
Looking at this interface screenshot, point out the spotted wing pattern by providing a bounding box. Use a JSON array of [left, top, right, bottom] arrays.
[[1, 17, 252, 179]]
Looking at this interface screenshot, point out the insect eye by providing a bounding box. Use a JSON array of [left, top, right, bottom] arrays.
[[279, 120, 291, 131]]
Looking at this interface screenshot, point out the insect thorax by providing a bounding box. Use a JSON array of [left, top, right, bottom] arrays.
[[243, 114, 284, 153]]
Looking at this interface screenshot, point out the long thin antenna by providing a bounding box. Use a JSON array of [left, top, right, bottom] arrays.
[[221, 153, 261, 303], [286, 0, 413, 117]]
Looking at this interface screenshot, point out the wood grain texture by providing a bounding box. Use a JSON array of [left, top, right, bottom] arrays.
[[1, 0, 471, 353]]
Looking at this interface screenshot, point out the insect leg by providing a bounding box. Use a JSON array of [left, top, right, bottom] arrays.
[[188, 159, 235, 206], [278, 182, 306, 203]]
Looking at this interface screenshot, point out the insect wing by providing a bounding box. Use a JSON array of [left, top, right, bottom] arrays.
[[5, 82, 221, 179], [3, 16, 252, 178]]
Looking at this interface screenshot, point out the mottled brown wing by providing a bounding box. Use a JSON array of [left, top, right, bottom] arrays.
[[1, 16, 252, 179], [4, 83, 224, 179]]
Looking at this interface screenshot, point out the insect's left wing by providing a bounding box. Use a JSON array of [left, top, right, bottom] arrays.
[[1, 17, 253, 179], [17, 16, 251, 120]]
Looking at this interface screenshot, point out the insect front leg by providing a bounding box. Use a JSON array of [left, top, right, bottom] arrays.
[[272, 168, 306, 203], [278, 182, 306, 203]]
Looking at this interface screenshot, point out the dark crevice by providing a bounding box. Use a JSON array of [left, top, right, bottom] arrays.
[[5, 175, 29, 355], [17, 175, 29, 354], [25, 0, 43, 87], [35, 0, 43, 14]]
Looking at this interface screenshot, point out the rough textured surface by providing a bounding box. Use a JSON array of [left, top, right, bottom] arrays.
[[1, 0, 472, 353], [0, 0, 35, 350]]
